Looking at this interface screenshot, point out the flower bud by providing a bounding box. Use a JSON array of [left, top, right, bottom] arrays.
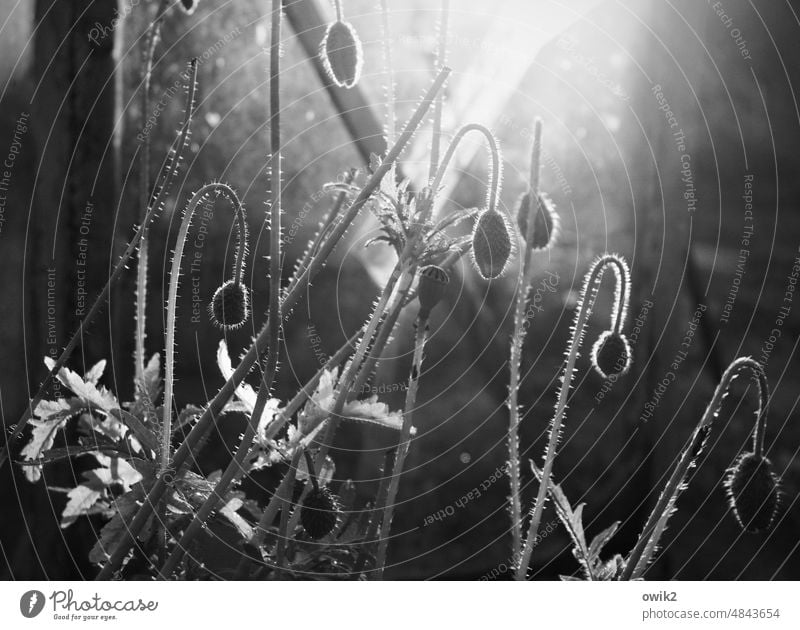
[[516, 192, 558, 251], [591, 330, 632, 379], [209, 280, 249, 330], [417, 265, 449, 319], [179, 0, 198, 15], [725, 452, 780, 533], [320, 20, 363, 89], [300, 486, 340, 540], [472, 208, 512, 279]]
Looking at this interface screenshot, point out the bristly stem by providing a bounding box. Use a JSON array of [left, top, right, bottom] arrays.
[[159, 1, 284, 578], [334, 0, 344, 22], [379, 0, 396, 152], [95, 66, 449, 580], [507, 119, 542, 567], [135, 0, 170, 386], [374, 312, 431, 579], [2, 59, 198, 473], [431, 123, 502, 216], [516, 254, 630, 580], [622, 357, 769, 580], [161, 184, 247, 473], [428, 0, 450, 182]]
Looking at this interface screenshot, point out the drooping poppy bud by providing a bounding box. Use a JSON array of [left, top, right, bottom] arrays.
[[320, 16, 363, 89], [209, 280, 249, 330], [472, 208, 512, 279], [300, 486, 340, 540], [725, 452, 780, 533], [591, 330, 632, 379], [516, 192, 558, 251], [179, 0, 198, 15], [417, 265, 449, 319]]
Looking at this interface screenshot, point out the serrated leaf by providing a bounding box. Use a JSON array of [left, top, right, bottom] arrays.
[[84, 360, 106, 385], [216, 341, 280, 431], [20, 399, 89, 482], [60, 454, 143, 528], [588, 521, 620, 561], [43, 357, 118, 412], [89, 488, 153, 564], [109, 408, 158, 456], [141, 353, 161, 402], [62, 484, 104, 528]]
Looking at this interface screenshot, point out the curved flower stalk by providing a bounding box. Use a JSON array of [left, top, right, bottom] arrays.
[[622, 357, 774, 580], [161, 183, 248, 473], [96, 67, 449, 580], [431, 123, 502, 221], [516, 253, 631, 580], [2, 59, 199, 472], [507, 119, 545, 566], [374, 267, 449, 578]]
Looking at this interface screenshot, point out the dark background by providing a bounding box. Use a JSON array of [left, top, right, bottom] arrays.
[[1, 0, 799, 579]]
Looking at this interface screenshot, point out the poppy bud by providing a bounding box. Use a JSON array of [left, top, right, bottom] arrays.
[[725, 452, 780, 533], [417, 265, 449, 319], [472, 208, 512, 279], [591, 330, 631, 379], [516, 192, 558, 251], [209, 280, 249, 330], [320, 19, 363, 89], [179, 0, 198, 15], [300, 486, 340, 540]]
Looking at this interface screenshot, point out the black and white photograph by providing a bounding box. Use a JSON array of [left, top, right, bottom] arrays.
[[0, 0, 799, 626]]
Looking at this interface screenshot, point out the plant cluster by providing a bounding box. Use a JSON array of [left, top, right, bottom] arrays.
[[4, 0, 787, 581]]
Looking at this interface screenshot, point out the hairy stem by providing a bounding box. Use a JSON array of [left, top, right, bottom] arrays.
[[428, 0, 450, 182], [622, 357, 769, 580], [431, 123, 501, 215], [3, 59, 198, 472], [162, 184, 247, 472], [507, 119, 542, 567], [374, 314, 430, 578], [516, 254, 630, 580], [95, 65, 452, 581]]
